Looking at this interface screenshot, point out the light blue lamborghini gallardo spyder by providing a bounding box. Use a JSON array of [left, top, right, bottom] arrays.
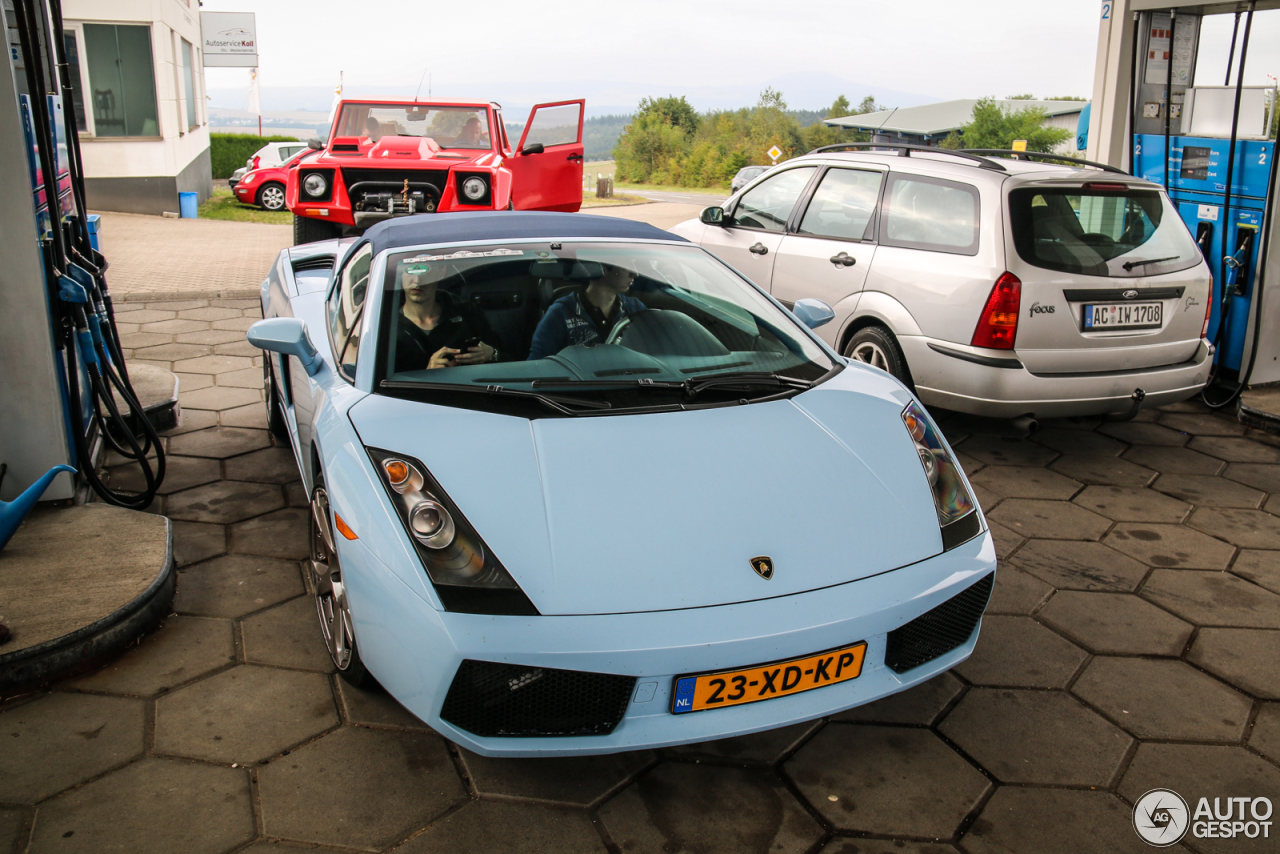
[[247, 212, 996, 757]]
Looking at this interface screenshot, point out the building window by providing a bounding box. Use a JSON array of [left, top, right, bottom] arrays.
[[181, 38, 196, 130], [81, 23, 159, 137]]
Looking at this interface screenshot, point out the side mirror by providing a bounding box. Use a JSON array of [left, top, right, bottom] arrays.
[[247, 317, 323, 376], [307, 138, 324, 150], [792, 298, 835, 330], [520, 142, 545, 156], [699, 206, 725, 226]]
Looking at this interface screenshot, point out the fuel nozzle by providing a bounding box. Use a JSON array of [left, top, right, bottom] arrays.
[[1225, 229, 1256, 296]]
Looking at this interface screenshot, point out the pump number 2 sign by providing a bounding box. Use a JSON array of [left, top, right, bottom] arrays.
[[1084, 302, 1163, 330]]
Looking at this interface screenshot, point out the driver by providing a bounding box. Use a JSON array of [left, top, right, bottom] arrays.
[[527, 263, 644, 360], [452, 117, 487, 147], [394, 263, 501, 371], [364, 116, 383, 142]]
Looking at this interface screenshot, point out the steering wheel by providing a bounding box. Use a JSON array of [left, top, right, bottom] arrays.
[[604, 312, 643, 346]]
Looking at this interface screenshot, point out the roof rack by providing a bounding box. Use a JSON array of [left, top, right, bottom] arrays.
[[959, 149, 1127, 174], [806, 142, 1007, 172]]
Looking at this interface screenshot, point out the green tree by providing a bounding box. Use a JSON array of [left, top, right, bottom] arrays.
[[612, 111, 688, 182], [1006, 93, 1036, 100], [1047, 95, 1089, 101], [801, 94, 857, 151], [857, 95, 883, 114], [635, 95, 699, 135], [945, 97, 1071, 152]]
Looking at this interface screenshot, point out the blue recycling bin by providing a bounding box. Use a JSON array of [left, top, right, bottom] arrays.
[[178, 191, 198, 219], [86, 213, 101, 251]]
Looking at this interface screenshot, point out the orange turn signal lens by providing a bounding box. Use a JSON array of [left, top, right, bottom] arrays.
[[384, 459, 410, 485], [334, 513, 358, 540]]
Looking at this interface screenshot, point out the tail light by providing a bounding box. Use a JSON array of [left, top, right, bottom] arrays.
[[971, 272, 1022, 350], [251, 155, 261, 170], [1202, 277, 1213, 338]]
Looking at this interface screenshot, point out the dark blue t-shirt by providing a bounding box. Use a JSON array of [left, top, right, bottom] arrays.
[[528, 291, 646, 360]]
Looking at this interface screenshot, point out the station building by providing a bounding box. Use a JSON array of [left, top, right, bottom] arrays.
[[824, 98, 1087, 154]]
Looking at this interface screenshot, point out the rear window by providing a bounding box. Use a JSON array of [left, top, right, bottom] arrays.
[[880, 174, 980, 255], [1009, 187, 1201, 278]]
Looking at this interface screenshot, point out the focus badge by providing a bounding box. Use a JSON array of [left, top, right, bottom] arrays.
[[750, 556, 774, 580]]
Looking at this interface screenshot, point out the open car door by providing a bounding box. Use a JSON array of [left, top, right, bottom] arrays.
[[509, 99, 584, 212]]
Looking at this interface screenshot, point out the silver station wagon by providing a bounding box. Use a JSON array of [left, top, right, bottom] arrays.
[[671, 144, 1213, 421]]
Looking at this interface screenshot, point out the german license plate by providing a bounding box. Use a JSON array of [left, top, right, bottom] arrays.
[[1083, 302, 1162, 329], [670, 642, 867, 714]]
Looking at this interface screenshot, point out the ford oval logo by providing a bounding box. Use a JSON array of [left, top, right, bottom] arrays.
[[1122, 289, 1139, 299]]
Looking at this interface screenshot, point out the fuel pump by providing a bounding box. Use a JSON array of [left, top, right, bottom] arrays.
[[1127, 2, 1279, 407]]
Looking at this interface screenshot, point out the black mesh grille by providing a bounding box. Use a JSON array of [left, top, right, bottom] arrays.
[[340, 167, 448, 192], [440, 660, 636, 738], [884, 573, 993, 674]]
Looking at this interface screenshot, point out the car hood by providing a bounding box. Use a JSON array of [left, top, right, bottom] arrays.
[[348, 368, 944, 616]]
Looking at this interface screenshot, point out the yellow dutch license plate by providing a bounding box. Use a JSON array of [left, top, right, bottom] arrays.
[[670, 642, 867, 714]]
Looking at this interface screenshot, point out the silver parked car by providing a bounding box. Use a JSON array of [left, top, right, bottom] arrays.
[[670, 145, 1213, 420], [730, 164, 771, 194]]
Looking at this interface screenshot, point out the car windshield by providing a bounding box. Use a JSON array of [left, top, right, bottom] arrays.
[[375, 241, 836, 415], [333, 103, 491, 150], [1009, 186, 1201, 278]]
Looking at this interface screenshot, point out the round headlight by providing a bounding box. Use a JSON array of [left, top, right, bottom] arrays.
[[461, 176, 486, 201], [408, 500, 455, 549], [303, 173, 327, 197]]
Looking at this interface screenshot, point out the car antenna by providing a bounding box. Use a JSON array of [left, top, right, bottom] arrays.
[[414, 67, 430, 102]]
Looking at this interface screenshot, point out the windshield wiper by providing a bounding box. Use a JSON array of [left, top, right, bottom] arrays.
[[380, 380, 611, 414], [530, 372, 814, 399], [1121, 256, 1180, 271]]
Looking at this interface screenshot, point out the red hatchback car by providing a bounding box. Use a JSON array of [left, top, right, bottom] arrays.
[[234, 149, 308, 211], [286, 97, 585, 244]]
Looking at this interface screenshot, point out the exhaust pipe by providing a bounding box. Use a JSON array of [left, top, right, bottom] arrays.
[[1011, 414, 1039, 435]]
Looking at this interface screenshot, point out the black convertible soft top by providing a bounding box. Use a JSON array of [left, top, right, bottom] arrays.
[[365, 211, 687, 256]]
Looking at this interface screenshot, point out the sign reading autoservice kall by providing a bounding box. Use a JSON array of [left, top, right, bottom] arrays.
[[200, 12, 257, 68]]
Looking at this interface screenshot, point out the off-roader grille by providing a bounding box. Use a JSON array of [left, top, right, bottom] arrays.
[[884, 573, 993, 673], [440, 660, 636, 738], [339, 168, 449, 194]]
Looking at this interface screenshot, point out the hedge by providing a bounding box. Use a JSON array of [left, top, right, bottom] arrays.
[[211, 133, 302, 179]]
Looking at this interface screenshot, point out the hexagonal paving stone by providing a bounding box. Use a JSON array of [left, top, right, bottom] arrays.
[[219, 402, 270, 430], [1007, 539, 1149, 592], [968, 466, 1082, 500], [988, 499, 1111, 541], [118, 331, 176, 350], [178, 306, 242, 321], [1072, 657, 1251, 742], [1104, 523, 1235, 569], [131, 342, 212, 362], [785, 725, 990, 838], [1269, 492, 1280, 517], [1098, 420, 1190, 446], [1231, 550, 1280, 595], [1123, 445, 1225, 475], [173, 554, 304, 618], [0, 693, 144, 804], [107, 454, 221, 496], [167, 426, 271, 458], [1153, 474, 1266, 508], [985, 568, 1053, 615], [172, 373, 214, 394], [1072, 485, 1191, 523], [224, 447, 301, 484], [461, 749, 653, 807], [0, 808, 22, 854], [1190, 435, 1280, 464], [1038, 591, 1191, 656], [954, 435, 1059, 467], [938, 688, 1132, 786], [113, 308, 175, 324], [335, 679, 431, 730], [258, 727, 466, 850], [819, 841, 958, 854], [176, 328, 245, 346], [954, 616, 1087, 689], [216, 367, 265, 388], [962, 787, 1173, 854], [142, 318, 214, 335], [242, 596, 333, 673], [985, 520, 1024, 561], [389, 800, 606, 854], [1188, 628, 1280, 699], [179, 385, 262, 411], [1249, 703, 1280, 762], [832, 671, 964, 726], [1188, 507, 1280, 550], [67, 616, 235, 697], [1223, 463, 1280, 494], [172, 354, 254, 375], [27, 758, 253, 854], [171, 520, 226, 567], [285, 480, 308, 507], [214, 339, 261, 357], [970, 483, 1000, 509], [1033, 428, 1128, 457], [1160, 412, 1246, 436], [665, 721, 820, 765], [1049, 454, 1157, 486], [600, 762, 821, 854], [165, 480, 284, 524], [162, 408, 218, 436], [1141, 570, 1280, 628], [229, 507, 310, 560], [155, 665, 338, 764], [1119, 743, 1280, 853]]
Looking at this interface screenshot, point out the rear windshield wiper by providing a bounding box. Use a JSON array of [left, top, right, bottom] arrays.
[[1121, 256, 1180, 272], [380, 380, 611, 414]]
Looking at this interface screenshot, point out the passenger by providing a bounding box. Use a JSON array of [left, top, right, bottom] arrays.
[[364, 116, 383, 143], [394, 264, 501, 371], [528, 263, 645, 360]]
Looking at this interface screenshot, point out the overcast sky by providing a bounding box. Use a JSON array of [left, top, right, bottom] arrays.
[[202, 0, 1280, 113]]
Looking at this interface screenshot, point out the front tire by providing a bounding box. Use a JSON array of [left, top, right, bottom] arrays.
[[257, 182, 287, 211], [845, 325, 912, 387], [310, 477, 371, 687], [293, 214, 342, 246]]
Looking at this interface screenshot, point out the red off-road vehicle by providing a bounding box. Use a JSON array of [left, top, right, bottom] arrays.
[[286, 98, 585, 244]]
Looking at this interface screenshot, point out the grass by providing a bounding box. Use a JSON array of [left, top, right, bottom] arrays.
[[198, 187, 292, 224], [585, 159, 729, 195], [580, 193, 648, 208]]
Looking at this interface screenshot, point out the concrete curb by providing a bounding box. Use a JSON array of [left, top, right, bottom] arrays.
[[117, 288, 261, 302]]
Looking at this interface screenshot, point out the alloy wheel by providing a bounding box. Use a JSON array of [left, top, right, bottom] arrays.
[[310, 487, 355, 670], [850, 340, 890, 371], [260, 185, 286, 210]]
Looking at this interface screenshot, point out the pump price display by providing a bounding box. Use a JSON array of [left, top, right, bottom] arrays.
[[1083, 302, 1163, 330]]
